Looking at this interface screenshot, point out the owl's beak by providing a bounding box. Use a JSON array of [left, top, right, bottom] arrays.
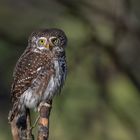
[[45, 44, 50, 49]]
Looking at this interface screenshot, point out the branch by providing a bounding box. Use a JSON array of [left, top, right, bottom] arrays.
[[37, 101, 52, 140]]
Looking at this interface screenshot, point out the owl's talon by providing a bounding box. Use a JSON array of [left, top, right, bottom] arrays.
[[38, 102, 51, 112]]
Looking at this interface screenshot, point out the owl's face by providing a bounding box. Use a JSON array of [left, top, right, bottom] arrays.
[[29, 28, 67, 53]]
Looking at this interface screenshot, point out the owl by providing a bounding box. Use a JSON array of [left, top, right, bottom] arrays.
[[8, 28, 67, 123]]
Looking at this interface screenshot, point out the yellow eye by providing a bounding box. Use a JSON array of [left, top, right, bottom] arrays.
[[38, 39, 46, 45], [50, 37, 60, 45]]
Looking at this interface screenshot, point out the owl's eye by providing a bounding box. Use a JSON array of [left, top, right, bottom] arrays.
[[38, 39, 46, 45], [50, 37, 60, 45]]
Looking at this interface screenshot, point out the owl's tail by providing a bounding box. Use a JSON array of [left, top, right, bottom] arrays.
[[8, 102, 30, 140]]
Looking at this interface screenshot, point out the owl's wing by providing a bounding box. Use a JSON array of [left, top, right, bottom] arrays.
[[11, 50, 53, 104]]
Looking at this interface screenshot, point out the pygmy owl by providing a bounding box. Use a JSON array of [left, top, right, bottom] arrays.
[[9, 28, 67, 122]]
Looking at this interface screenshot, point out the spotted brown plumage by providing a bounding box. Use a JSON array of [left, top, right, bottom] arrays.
[[11, 50, 53, 103], [8, 29, 67, 123]]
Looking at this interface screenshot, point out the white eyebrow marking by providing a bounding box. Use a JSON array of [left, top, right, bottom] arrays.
[[32, 36, 36, 42], [38, 37, 47, 40]]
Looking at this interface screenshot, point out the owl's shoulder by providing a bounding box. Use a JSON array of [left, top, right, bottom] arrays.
[[13, 49, 48, 75]]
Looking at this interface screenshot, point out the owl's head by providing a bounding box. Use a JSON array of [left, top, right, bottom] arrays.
[[28, 28, 67, 53]]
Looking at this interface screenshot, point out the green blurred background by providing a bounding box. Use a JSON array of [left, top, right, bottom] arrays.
[[0, 0, 140, 140]]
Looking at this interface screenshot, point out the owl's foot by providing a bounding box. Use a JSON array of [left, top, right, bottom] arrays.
[[37, 102, 51, 112]]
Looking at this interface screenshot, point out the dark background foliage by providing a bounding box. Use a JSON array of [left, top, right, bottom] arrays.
[[0, 0, 140, 140]]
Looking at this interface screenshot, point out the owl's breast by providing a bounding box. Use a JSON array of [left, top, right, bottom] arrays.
[[20, 56, 66, 109], [43, 58, 67, 99]]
